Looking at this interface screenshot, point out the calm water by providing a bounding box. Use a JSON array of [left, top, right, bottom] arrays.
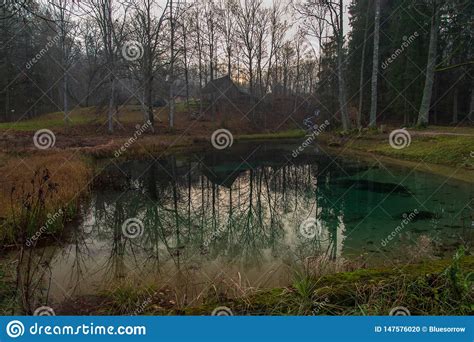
[[26, 142, 474, 305]]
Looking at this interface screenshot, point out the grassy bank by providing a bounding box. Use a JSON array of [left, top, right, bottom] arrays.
[[322, 127, 474, 169], [181, 254, 474, 316], [236, 129, 306, 141], [0, 152, 92, 246], [64, 253, 474, 316]]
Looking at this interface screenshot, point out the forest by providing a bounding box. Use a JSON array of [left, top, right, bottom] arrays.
[[1, 0, 472, 131], [0, 0, 473, 317]]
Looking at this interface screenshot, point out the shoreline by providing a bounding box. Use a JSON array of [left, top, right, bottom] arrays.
[[1, 130, 472, 248], [1, 131, 473, 315], [325, 145, 474, 184], [52, 255, 474, 316]]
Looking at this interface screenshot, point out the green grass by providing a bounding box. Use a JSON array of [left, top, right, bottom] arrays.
[[318, 124, 474, 168], [413, 125, 474, 135], [179, 255, 474, 316], [0, 108, 94, 131], [372, 136, 474, 167], [87, 254, 474, 316], [237, 129, 306, 141]]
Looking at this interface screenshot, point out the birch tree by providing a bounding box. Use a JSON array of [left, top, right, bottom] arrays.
[[417, 0, 441, 126], [369, 0, 380, 128], [357, 0, 371, 129]]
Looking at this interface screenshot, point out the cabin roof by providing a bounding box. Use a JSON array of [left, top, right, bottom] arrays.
[[202, 75, 239, 94]]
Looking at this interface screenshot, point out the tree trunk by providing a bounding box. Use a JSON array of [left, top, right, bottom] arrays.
[[227, 47, 231, 77], [196, 14, 203, 115], [337, 39, 350, 130], [369, 0, 380, 128], [357, 0, 371, 129], [417, 2, 439, 126], [169, 0, 175, 129], [108, 75, 115, 133], [64, 68, 69, 127], [146, 72, 155, 132], [145, 2, 155, 133], [2, 5, 10, 121], [210, 40, 215, 121], [469, 83, 474, 123], [337, 0, 350, 131], [452, 86, 458, 124], [183, 26, 189, 110]]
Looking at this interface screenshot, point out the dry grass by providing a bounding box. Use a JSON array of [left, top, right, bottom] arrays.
[[0, 151, 92, 243]]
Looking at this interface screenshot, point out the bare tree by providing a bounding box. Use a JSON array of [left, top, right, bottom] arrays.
[[255, 7, 269, 97], [265, 0, 287, 93], [80, 0, 130, 133], [190, 5, 205, 114], [296, 0, 351, 130], [216, 0, 237, 77], [234, 0, 263, 96], [79, 19, 103, 107], [180, 11, 191, 109], [167, 0, 187, 128], [130, 0, 169, 133], [202, 0, 218, 118], [48, 0, 78, 128]]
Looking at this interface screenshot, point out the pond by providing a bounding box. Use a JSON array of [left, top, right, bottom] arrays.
[[19, 141, 474, 308]]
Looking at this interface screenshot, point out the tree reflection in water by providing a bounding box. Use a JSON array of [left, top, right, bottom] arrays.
[[12, 142, 472, 312]]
